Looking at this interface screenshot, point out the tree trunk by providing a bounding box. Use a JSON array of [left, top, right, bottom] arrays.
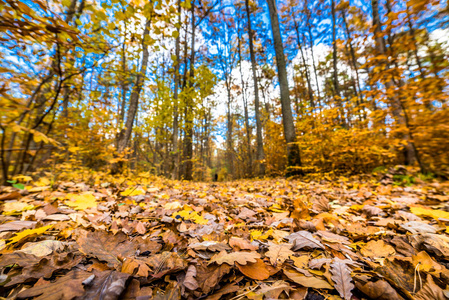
[[237, 20, 252, 177], [182, 0, 196, 180], [266, 0, 302, 175], [114, 17, 152, 173], [172, 0, 181, 179], [331, 0, 346, 128]]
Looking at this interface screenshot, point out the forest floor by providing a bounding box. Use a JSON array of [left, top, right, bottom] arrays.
[[0, 172, 449, 300]]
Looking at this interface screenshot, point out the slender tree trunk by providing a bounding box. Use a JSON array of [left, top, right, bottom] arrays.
[[292, 12, 314, 109], [114, 17, 152, 173], [172, 0, 181, 180], [245, 0, 265, 176], [331, 0, 346, 128], [183, 0, 195, 180], [237, 20, 252, 177], [266, 0, 302, 175]]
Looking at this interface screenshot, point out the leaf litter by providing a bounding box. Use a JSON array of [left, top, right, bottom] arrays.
[[0, 175, 449, 299]]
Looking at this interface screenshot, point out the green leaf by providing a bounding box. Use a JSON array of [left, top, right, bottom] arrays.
[[13, 183, 25, 190]]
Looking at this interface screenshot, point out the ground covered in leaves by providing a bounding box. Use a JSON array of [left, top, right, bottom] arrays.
[[1, 173, 449, 300]]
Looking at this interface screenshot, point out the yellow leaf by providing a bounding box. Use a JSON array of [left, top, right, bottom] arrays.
[[410, 206, 449, 220], [8, 225, 53, 244], [164, 201, 182, 210], [120, 187, 145, 196], [190, 213, 209, 225], [2, 202, 34, 215], [65, 192, 97, 210]]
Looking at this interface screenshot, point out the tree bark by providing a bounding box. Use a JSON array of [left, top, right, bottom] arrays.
[[115, 17, 152, 170], [172, 0, 181, 179], [266, 0, 302, 175], [245, 0, 266, 176], [331, 0, 346, 128]]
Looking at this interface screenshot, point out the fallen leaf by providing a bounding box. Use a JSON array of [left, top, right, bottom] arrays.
[[6, 252, 82, 287], [415, 274, 446, 300], [83, 270, 130, 299], [17, 270, 92, 300], [330, 258, 354, 300], [0, 220, 36, 232], [7, 225, 53, 244], [190, 241, 231, 252], [229, 237, 258, 251], [283, 268, 333, 289], [264, 243, 294, 266], [360, 240, 395, 258], [77, 230, 137, 268], [286, 231, 325, 250], [410, 206, 449, 221], [355, 278, 404, 300], [145, 251, 187, 277], [209, 250, 260, 266], [196, 262, 232, 294], [236, 258, 270, 280], [18, 240, 65, 257], [205, 282, 240, 300], [183, 265, 199, 290], [65, 192, 97, 210]]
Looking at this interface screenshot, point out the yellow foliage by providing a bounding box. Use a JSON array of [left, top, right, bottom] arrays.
[[8, 225, 53, 244], [410, 206, 449, 220], [65, 192, 97, 210]]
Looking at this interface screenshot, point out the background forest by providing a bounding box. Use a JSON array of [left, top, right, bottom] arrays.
[[1, 0, 448, 183]]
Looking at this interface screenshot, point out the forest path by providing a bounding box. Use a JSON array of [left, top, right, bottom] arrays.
[[0, 175, 448, 299]]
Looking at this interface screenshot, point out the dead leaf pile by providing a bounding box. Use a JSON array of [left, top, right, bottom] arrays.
[[0, 176, 449, 299]]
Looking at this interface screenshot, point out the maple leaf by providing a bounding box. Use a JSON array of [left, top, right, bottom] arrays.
[[7, 224, 53, 244], [330, 258, 354, 300], [76, 230, 137, 268], [6, 252, 83, 287], [65, 192, 97, 210]]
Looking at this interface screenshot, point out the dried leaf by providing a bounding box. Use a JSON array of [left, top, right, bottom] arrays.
[[7, 225, 53, 244], [236, 258, 270, 280], [77, 230, 137, 268], [229, 237, 258, 251], [286, 231, 324, 250], [183, 265, 199, 290], [360, 240, 395, 258], [283, 268, 333, 289], [196, 262, 232, 294], [415, 275, 446, 300], [190, 241, 230, 252], [17, 270, 92, 300], [18, 240, 65, 257], [264, 243, 294, 266], [330, 258, 354, 300], [209, 250, 260, 266], [355, 279, 404, 300], [0, 221, 36, 232], [83, 270, 130, 299]]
